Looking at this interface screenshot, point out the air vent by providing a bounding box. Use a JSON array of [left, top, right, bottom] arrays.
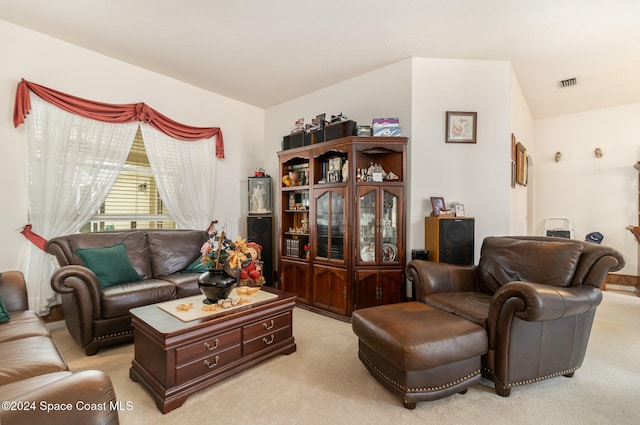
[[559, 78, 577, 88]]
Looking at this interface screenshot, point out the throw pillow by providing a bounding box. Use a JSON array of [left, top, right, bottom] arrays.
[[0, 272, 9, 323], [183, 256, 207, 273], [75, 243, 141, 288]]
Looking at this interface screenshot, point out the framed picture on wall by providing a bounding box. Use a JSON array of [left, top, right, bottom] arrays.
[[446, 111, 477, 143], [515, 142, 527, 186]]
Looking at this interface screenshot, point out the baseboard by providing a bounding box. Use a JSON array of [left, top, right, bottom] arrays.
[[41, 304, 64, 323], [605, 273, 639, 288]]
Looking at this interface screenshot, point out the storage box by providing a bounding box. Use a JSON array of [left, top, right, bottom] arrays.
[[372, 118, 401, 137], [303, 130, 324, 146], [325, 120, 357, 141], [283, 131, 304, 150]]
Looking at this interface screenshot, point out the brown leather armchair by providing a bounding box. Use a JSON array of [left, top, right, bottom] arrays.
[[406, 236, 624, 397]]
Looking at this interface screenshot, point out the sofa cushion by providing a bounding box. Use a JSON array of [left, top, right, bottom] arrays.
[[0, 371, 72, 401], [75, 243, 141, 288], [100, 279, 177, 318], [159, 273, 202, 298], [147, 230, 208, 277], [0, 336, 67, 386], [477, 237, 584, 294], [0, 311, 50, 343]]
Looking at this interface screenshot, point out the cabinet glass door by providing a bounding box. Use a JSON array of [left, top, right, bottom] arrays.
[[315, 189, 345, 262], [381, 189, 400, 264], [357, 188, 377, 263]]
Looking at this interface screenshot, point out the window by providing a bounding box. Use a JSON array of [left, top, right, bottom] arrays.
[[80, 127, 175, 232]]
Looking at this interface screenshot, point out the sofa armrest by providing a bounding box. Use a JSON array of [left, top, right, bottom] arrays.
[[50, 266, 102, 320], [406, 260, 478, 300], [0, 271, 29, 312], [489, 281, 603, 330], [0, 370, 119, 425]]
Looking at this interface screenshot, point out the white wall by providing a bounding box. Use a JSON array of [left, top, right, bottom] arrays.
[[411, 58, 512, 261], [0, 20, 264, 271], [535, 103, 640, 276], [266, 57, 514, 264], [264, 59, 413, 249], [510, 66, 536, 235]]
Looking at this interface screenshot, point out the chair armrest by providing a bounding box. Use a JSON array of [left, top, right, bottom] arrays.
[[406, 260, 478, 300], [489, 281, 603, 325], [50, 265, 103, 320], [0, 271, 29, 311], [0, 370, 120, 425]]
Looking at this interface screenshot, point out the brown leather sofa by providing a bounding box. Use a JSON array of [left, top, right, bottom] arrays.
[[406, 236, 624, 397], [0, 270, 119, 425], [46, 229, 208, 355]]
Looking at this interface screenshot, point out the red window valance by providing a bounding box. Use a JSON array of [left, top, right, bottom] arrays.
[[13, 79, 225, 158]]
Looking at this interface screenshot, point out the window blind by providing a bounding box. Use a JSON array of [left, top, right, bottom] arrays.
[[81, 128, 176, 232]]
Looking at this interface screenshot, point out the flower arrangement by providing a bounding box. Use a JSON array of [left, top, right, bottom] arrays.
[[200, 220, 250, 274]]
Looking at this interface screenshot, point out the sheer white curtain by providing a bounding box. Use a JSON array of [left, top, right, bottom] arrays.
[[140, 124, 216, 230], [23, 94, 139, 314]]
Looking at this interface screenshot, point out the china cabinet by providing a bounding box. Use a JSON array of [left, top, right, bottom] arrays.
[[277, 136, 407, 320]]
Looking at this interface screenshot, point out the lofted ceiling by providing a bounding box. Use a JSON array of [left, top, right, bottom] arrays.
[[2, 0, 640, 119]]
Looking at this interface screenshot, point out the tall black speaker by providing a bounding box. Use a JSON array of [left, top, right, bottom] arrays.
[[424, 217, 474, 265], [247, 215, 274, 286]]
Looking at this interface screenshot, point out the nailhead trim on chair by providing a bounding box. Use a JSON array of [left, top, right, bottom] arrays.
[[360, 350, 480, 393], [94, 329, 134, 341], [482, 364, 581, 389]]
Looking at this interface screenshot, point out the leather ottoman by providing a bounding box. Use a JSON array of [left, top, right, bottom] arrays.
[[352, 302, 487, 409]]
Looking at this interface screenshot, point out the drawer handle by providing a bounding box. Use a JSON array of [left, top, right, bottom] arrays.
[[204, 339, 219, 351], [263, 334, 275, 345], [204, 356, 219, 369], [263, 320, 275, 330]]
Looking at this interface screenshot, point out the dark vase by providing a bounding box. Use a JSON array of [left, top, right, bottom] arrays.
[[198, 269, 238, 304]]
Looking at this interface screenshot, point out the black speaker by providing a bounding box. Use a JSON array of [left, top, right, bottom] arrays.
[[247, 215, 273, 286], [425, 217, 474, 265], [438, 218, 474, 265]]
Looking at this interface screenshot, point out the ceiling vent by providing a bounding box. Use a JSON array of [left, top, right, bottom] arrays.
[[559, 77, 577, 88]]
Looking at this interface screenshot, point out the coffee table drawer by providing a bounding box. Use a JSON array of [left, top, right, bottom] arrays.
[[243, 326, 292, 356], [175, 328, 241, 364], [175, 345, 242, 384], [243, 311, 291, 340]]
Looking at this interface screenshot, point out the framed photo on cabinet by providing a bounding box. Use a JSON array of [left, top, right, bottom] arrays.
[[446, 111, 477, 144], [430, 196, 446, 216]]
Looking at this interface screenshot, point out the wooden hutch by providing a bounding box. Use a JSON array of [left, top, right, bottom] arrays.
[[277, 135, 408, 320]]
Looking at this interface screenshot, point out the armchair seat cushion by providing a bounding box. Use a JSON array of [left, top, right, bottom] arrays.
[[424, 292, 492, 327]]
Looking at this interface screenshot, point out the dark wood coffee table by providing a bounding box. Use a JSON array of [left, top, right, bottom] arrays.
[[129, 287, 296, 413]]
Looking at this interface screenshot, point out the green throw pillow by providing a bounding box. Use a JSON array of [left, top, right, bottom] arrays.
[[184, 256, 207, 273], [75, 243, 141, 288], [0, 282, 9, 323]]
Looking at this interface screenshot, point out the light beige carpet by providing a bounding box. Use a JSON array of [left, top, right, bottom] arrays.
[[49, 291, 640, 425]]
